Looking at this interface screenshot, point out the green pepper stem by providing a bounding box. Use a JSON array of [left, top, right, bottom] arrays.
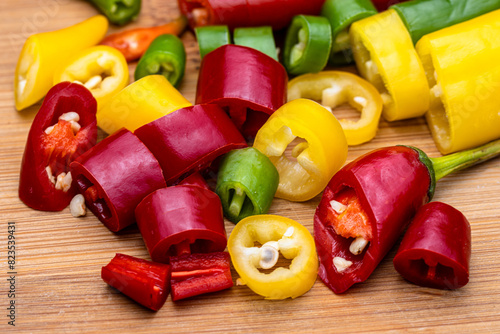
[[229, 188, 246, 218], [431, 138, 500, 181]]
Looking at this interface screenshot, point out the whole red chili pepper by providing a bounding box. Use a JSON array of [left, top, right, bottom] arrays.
[[19, 82, 97, 211], [195, 45, 287, 137], [70, 128, 166, 232], [101, 253, 171, 311], [393, 201, 471, 290]]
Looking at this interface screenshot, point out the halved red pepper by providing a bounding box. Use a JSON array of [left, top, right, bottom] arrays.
[[19, 82, 97, 211], [195, 44, 287, 138], [170, 252, 233, 301], [134, 104, 247, 185], [70, 128, 166, 232], [101, 253, 171, 311], [134, 185, 227, 263]]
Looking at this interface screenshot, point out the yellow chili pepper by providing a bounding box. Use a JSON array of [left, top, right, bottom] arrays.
[[350, 9, 429, 122], [253, 98, 348, 202], [288, 71, 383, 146], [53, 46, 129, 108], [14, 15, 108, 111], [97, 75, 192, 134], [227, 214, 318, 300], [416, 10, 500, 154]]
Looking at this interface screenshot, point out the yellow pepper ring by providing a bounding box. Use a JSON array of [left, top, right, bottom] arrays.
[[288, 71, 383, 146], [227, 214, 318, 300], [350, 9, 429, 122]]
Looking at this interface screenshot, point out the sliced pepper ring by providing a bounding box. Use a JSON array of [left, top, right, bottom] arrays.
[[228, 214, 318, 300], [288, 71, 383, 146]]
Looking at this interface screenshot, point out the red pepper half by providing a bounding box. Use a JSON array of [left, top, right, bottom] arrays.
[[19, 82, 97, 211], [170, 252, 233, 301], [134, 104, 247, 185], [195, 45, 287, 138], [70, 128, 166, 232], [393, 201, 471, 290], [135, 185, 227, 263], [101, 253, 171, 311]]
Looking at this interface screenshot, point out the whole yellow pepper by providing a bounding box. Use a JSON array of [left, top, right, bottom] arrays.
[[97, 75, 192, 134], [14, 15, 108, 111], [416, 10, 500, 154], [350, 9, 429, 122]]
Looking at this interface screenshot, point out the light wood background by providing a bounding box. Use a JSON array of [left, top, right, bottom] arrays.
[[1, 0, 500, 332]]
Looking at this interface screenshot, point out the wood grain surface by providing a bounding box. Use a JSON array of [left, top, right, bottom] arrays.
[[1, 1, 500, 333]]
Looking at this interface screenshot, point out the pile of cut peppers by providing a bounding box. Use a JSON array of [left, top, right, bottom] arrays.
[[14, 0, 500, 310]]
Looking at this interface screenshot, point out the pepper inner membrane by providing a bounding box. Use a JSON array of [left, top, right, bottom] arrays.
[[228, 187, 254, 218], [75, 174, 112, 221], [409, 258, 455, 284], [182, 1, 211, 26]]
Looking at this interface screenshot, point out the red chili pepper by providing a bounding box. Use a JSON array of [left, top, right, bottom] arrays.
[[177, 171, 210, 191], [70, 128, 167, 232], [101, 253, 171, 311], [170, 252, 233, 301], [393, 201, 471, 290], [19, 82, 97, 211], [178, 0, 325, 30], [99, 16, 188, 62], [135, 185, 227, 263], [195, 45, 287, 138], [134, 104, 247, 185]]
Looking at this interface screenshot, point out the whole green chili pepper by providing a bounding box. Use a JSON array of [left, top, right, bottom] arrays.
[[283, 15, 332, 75], [195, 25, 231, 59], [134, 34, 186, 87], [86, 0, 141, 26], [216, 148, 279, 223], [321, 0, 377, 65], [391, 0, 500, 44], [233, 26, 278, 61]]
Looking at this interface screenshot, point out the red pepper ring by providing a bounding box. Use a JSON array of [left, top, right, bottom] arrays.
[[393, 201, 471, 290], [19, 82, 97, 211], [135, 185, 227, 263]]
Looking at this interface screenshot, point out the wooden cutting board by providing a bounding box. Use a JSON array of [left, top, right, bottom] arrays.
[[1, 1, 499, 332]]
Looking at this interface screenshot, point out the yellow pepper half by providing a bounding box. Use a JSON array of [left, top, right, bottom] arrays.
[[350, 9, 429, 122], [14, 15, 108, 111], [227, 214, 318, 300], [53, 46, 129, 108], [288, 71, 383, 146], [416, 10, 500, 155], [253, 98, 348, 202], [96, 75, 192, 134]]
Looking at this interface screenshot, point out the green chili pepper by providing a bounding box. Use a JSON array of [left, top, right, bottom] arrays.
[[134, 34, 186, 87], [283, 15, 332, 75], [195, 25, 231, 59], [321, 0, 377, 65], [233, 26, 278, 61], [216, 148, 279, 223], [86, 0, 141, 25], [391, 0, 500, 44]]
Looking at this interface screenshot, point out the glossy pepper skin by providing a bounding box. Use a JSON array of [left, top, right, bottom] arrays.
[[135, 185, 227, 263], [170, 252, 233, 301], [178, 0, 325, 30], [86, 0, 141, 25], [194, 25, 231, 59], [134, 34, 186, 88], [19, 82, 97, 211], [393, 202, 471, 290], [196, 45, 287, 138], [216, 148, 279, 223], [135, 104, 247, 185], [70, 128, 167, 232], [101, 253, 171, 311], [14, 15, 108, 111], [233, 26, 278, 61], [53, 45, 129, 108]]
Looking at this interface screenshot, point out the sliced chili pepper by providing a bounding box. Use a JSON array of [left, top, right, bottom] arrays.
[[195, 44, 287, 138], [19, 82, 97, 211], [170, 252, 233, 301], [135, 185, 227, 263], [194, 25, 231, 59], [70, 128, 166, 232], [176, 171, 210, 191], [134, 104, 247, 185], [101, 253, 171, 311], [99, 15, 188, 62], [283, 15, 332, 75], [393, 202, 471, 290], [134, 34, 186, 87], [233, 26, 277, 61], [86, 0, 141, 25]]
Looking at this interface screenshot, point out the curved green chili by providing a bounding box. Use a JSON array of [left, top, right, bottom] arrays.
[[86, 0, 141, 25], [195, 25, 231, 59]]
